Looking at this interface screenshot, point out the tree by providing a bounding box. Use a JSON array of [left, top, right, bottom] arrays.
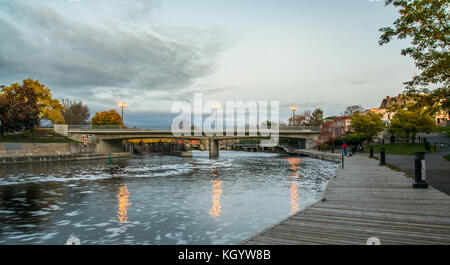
[[334, 134, 366, 146], [260, 120, 279, 129], [379, 0, 449, 115], [91, 110, 122, 125], [0, 82, 40, 135], [342, 105, 364, 116], [325, 116, 337, 121], [1, 79, 65, 124], [307, 108, 324, 126], [288, 114, 308, 126], [317, 117, 348, 149], [288, 109, 324, 126], [61, 98, 90, 125], [351, 112, 385, 143], [389, 108, 436, 143]]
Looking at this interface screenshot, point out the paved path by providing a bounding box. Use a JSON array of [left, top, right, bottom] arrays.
[[242, 155, 450, 245], [377, 133, 450, 195]]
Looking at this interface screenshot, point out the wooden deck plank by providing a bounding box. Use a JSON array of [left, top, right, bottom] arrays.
[[242, 154, 450, 245]]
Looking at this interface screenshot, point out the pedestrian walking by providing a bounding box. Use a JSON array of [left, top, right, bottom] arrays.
[[342, 142, 348, 156]]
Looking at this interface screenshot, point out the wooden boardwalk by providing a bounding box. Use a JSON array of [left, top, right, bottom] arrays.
[[242, 155, 450, 245]]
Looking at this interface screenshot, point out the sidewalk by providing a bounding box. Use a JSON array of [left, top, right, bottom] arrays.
[[243, 155, 450, 245], [373, 152, 450, 195], [372, 133, 450, 195]]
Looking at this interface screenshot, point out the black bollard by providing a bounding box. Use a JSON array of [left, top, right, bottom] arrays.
[[331, 145, 334, 153], [413, 152, 428, 188], [369, 146, 374, 158], [341, 153, 344, 169], [379, 148, 386, 165]]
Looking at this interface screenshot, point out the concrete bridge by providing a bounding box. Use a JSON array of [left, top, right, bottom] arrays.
[[54, 125, 321, 157]]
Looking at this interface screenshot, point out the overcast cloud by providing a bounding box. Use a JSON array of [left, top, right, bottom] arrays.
[[0, 0, 417, 124], [0, 0, 227, 119]]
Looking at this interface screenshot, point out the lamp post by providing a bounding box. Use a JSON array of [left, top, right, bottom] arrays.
[[119, 102, 126, 126], [290, 105, 297, 126]]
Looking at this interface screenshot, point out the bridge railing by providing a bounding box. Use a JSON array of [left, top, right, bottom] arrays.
[[66, 125, 321, 132], [278, 126, 321, 132], [67, 125, 172, 131]]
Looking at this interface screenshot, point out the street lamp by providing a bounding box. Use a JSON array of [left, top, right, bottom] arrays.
[[290, 105, 297, 126], [119, 102, 126, 126]]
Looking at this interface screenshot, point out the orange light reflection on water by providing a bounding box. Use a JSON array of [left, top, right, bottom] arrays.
[[117, 185, 131, 223], [209, 180, 223, 217], [285, 157, 301, 215], [209, 168, 223, 218]]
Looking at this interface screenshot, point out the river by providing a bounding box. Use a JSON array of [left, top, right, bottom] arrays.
[[0, 151, 338, 244]]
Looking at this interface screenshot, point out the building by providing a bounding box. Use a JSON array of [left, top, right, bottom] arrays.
[[370, 94, 449, 126], [366, 108, 390, 125], [379, 94, 411, 109]]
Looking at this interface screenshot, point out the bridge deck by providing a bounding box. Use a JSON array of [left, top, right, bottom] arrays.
[[242, 155, 450, 245]]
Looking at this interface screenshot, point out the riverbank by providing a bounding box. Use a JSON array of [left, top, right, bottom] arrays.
[[0, 141, 132, 165], [279, 145, 342, 163], [0, 152, 131, 165], [242, 154, 450, 245]]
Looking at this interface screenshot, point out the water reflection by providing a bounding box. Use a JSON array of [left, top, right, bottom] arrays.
[[209, 168, 223, 218], [117, 185, 131, 223], [285, 157, 301, 215], [0, 151, 339, 244]]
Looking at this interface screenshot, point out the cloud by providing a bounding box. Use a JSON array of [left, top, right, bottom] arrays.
[[0, 0, 226, 103]]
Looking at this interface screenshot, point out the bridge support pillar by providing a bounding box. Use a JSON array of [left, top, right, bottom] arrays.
[[209, 138, 219, 158], [297, 139, 306, 149], [96, 139, 123, 154]]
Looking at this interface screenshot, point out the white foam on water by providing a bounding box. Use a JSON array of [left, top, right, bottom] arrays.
[[65, 210, 81, 216]]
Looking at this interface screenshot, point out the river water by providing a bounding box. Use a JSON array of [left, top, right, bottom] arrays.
[[0, 151, 338, 245]]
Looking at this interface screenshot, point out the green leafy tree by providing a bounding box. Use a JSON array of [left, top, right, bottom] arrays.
[[379, 0, 449, 115], [351, 112, 385, 143], [91, 110, 122, 125], [389, 108, 436, 143], [334, 134, 367, 146], [307, 108, 324, 126]]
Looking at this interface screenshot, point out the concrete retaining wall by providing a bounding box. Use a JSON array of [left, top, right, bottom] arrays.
[[0, 152, 130, 165], [0, 142, 97, 157], [0, 142, 132, 165], [296, 150, 342, 163]]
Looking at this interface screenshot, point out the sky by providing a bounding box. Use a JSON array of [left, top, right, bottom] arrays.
[[0, 0, 417, 126]]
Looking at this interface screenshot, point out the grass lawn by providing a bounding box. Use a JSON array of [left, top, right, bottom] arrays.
[[444, 154, 450, 162], [0, 129, 77, 143], [363, 143, 435, 155], [435, 126, 450, 137]]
